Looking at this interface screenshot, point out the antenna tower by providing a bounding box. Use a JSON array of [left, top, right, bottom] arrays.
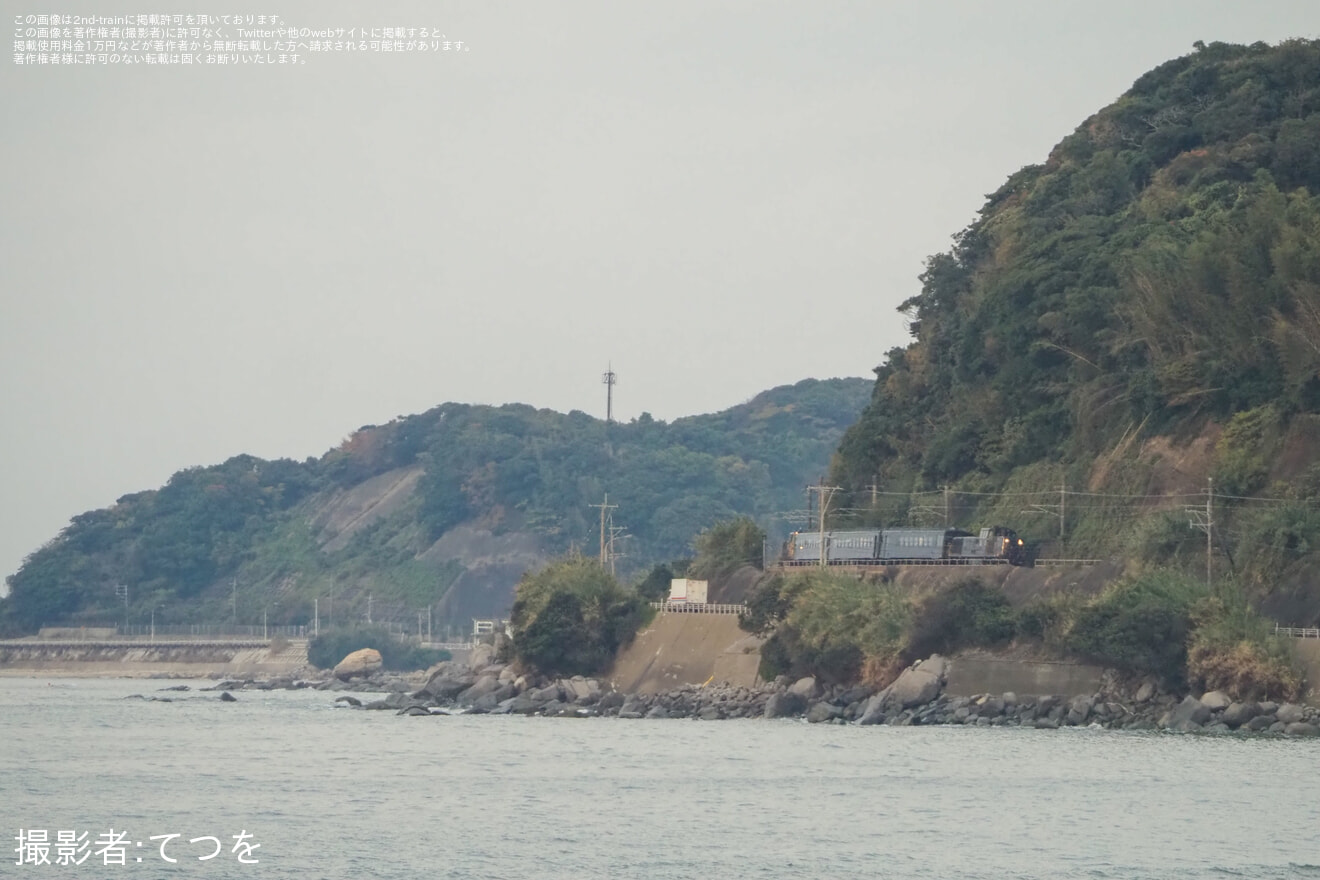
[[602, 364, 617, 423]]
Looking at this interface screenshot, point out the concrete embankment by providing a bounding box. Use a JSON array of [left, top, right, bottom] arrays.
[[1296, 639, 1320, 705], [944, 652, 1107, 698], [608, 611, 762, 695], [0, 639, 310, 678]]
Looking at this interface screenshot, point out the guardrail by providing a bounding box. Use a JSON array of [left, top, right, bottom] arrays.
[[1033, 558, 1105, 567], [1273, 625, 1320, 639], [649, 601, 746, 615]]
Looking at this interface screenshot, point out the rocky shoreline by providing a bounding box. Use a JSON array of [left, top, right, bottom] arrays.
[[203, 649, 1320, 736]]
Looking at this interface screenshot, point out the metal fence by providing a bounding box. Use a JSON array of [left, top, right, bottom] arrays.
[[1273, 625, 1320, 639], [117, 624, 310, 638], [649, 601, 746, 615]]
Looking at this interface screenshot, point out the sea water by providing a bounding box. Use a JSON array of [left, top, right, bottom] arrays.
[[2, 677, 1318, 879]]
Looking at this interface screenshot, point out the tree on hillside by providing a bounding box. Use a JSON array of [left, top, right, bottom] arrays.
[[689, 517, 766, 579]]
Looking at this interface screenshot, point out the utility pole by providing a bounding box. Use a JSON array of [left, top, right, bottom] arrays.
[[427, 605, 432, 643], [807, 484, 840, 567], [314, 597, 319, 637], [231, 577, 237, 624], [114, 583, 128, 630], [602, 364, 618, 423], [944, 485, 951, 527], [869, 478, 879, 508], [1024, 481, 1066, 553], [607, 524, 628, 576], [1060, 481, 1066, 547], [1186, 478, 1214, 589], [589, 494, 617, 567], [263, 608, 268, 640], [367, 593, 373, 624]]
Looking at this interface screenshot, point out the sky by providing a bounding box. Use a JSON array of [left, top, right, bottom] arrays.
[[2, 1, 1318, 587]]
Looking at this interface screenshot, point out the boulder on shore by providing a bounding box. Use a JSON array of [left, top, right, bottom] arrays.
[[887, 655, 947, 709], [334, 648, 383, 680], [764, 691, 808, 719]]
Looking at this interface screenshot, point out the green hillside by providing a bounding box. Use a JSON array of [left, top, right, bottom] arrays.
[[0, 377, 870, 636], [831, 39, 1320, 619]]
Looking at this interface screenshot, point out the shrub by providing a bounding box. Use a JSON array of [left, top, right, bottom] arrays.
[[510, 557, 648, 676], [905, 580, 1016, 659], [689, 517, 766, 579], [1186, 640, 1301, 701], [1062, 569, 1207, 684]]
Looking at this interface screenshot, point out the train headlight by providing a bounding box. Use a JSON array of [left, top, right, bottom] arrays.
[[1017, 539, 1023, 545]]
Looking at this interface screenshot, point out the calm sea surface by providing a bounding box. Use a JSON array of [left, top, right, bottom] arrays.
[[2, 676, 1319, 879]]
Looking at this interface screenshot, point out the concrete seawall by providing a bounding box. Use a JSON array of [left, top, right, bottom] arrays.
[[0, 639, 310, 678], [944, 654, 1106, 697], [1295, 639, 1320, 706], [608, 612, 762, 695]]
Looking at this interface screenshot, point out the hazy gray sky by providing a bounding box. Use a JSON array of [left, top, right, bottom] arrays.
[[3, 1, 1317, 585]]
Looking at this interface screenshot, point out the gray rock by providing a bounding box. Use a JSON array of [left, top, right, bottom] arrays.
[[466, 643, 496, 670], [1200, 690, 1231, 711], [457, 675, 502, 705], [1166, 695, 1212, 728], [1269, 721, 1287, 734], [856, 694, 887, 725], [915, 655, 949, 680], [1134, 681, 1156, 703], [399, 706, 430, 716], [219, 691, 236, 702], [1066, 695, 1094, 726], [1276, 703, 1305, 725], [334, 695, 362, 707], [887, 666, 942, 709], [1033, 718, 1059, 730], [506, 696, 541, 715], [788, 677, 818, 699], [472, 692, 501, 712], [806, 702, 843, 724], [1258, 701, 1279, 715], [420, 672, 475, 701], [978, 697, 1006, 718], [1221, 701, 1258, 728], [839, 685, 873, 705], [1284, 722, 1320, 737], [697, 706, 722, 721], [764, 691, 808, 719], [1245, 715, 1276, 731], [645, 705, 669, 719], [531, 683, 564, 703]]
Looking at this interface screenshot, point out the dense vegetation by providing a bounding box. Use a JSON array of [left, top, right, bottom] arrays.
[[508, 557, 649, 676], [307, 624, 452, 672], [744, 568, 1299, 700], [830, 40, 1320, 612], [1, 378, 868, 635]]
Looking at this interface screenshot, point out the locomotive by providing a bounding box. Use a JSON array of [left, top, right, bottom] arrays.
[[783, 525, 1027, 567]]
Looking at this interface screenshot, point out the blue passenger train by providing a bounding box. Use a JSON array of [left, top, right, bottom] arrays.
[[784, 526, 1026, 566]]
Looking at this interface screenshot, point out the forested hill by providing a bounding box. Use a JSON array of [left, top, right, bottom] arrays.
[[833, 40, 1320, 615], [1, 377, 870, 634]]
